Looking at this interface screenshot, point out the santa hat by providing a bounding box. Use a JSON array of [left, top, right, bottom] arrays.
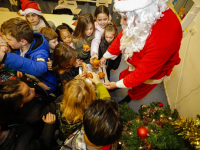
[[114, 0, 156, 12], [19, 0, 41, 16]]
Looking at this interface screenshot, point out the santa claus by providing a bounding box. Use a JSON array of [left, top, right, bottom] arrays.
[[99, 0, 182, 103]]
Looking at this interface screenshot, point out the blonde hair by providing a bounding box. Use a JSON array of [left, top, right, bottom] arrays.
[[38, 27, 58, 42], [61, 76, 96, 124], [100, 22, 118, 50]]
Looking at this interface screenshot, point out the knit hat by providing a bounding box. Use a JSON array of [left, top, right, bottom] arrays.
[[114, 0, 156, 12], [19, 0, 41, 16]]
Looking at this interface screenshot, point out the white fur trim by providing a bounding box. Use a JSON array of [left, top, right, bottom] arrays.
[[143, 75, 170, 84], [116, 79, 127, 88], [103, 51, 118, 60], [128, 64, 135, 71], [114, 0, 156, 12], [19, 9, 25, 15], [24, 8, 41, 16]]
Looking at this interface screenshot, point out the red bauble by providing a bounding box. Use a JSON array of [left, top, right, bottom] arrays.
[[137, 126, 149, 139], [158, 102, 163, 107]]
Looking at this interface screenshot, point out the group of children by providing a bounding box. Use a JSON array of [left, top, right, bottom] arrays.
[[0, 0, 123, 150]]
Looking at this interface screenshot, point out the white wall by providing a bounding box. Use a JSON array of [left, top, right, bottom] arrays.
[[164, 0, 200, 118]]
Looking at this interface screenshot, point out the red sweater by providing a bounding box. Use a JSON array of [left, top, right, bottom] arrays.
[[104, 8, 182, 100]]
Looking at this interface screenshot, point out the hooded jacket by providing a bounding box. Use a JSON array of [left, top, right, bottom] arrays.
[[2, 33, 57, 93]]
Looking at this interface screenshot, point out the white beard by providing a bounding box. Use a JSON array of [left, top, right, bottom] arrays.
[[119, 0, 168, 60]]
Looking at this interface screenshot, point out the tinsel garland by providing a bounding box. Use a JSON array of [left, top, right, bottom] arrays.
[[119, 102, 200, 150]]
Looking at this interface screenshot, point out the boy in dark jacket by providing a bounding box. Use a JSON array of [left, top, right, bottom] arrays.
[[0, 17, 57, 93]]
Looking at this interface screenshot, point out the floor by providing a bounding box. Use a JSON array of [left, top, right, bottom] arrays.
[[108, 52, 168, 113]]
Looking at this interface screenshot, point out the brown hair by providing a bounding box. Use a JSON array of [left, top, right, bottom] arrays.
[[52, 42, 77, 72], [83, 99, 122, 146], [73, 14, 95, 40], [40, 15, 51, 28], [100, 22, 118, 50], [38, 27, 58, 42], [0, 17, 33, 43], [0, 80, 23, 124], [61, 76, 96, 124], [94, 5, 109, 20]]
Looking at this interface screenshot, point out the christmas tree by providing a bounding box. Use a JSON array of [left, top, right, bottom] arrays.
[[118, 102, 200, 150]]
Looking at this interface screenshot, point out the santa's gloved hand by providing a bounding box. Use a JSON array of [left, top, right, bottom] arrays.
[[100, 57, 107, 67]]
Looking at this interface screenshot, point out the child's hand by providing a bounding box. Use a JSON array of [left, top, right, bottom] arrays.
[[90, 53, 98, 66], [79, 73, 86, 78], [42, 112, 56, 124], [82, 62, 88, 72], [83, 47, 90, 52], [17, 71, 24, 77], [47, 58, 52, 70], [88, 72, 100, 85], [75, 59, 83, 68], [111, 69, 115, 72], [38, 81, 51, 90]]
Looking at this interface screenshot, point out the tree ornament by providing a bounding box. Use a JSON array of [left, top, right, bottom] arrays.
[[140, 105, 147, 108], [158, 102, 163, 107], [137, 126, 149, 139]]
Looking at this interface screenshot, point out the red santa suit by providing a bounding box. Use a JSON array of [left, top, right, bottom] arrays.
[[103, 8, 182, 100]]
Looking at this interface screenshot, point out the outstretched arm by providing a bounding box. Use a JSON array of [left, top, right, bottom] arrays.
[[2, 51, 49, 76]]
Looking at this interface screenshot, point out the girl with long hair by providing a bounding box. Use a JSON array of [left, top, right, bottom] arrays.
[[73, 14, 95, 64]]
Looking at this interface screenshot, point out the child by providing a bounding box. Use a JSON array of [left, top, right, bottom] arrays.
[[0, 17, 57, 94], [0, 114, 56, 150], [38, 27, 58, 59], [18, 0, 56, 32], [46, 24, 74, 71], [83, 99, 122, 150], [56, 72, 110, 144], [0, 79, 57, 124], [90, 5, 110, 60], [99, 22, 122, 80], [56, 23, 75, 49], [0, 80, 57, 149], [73, 14, 95, 64], [61, 99, 122, 150], [0, 32, 16, 82], [52, 42, 82, 91]]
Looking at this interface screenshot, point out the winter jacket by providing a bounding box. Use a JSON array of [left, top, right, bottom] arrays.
[[56, 66, 79, 92], [0, 123, 56, 150], [73, 33, 94, 64], [2, 33, 57, 93]]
